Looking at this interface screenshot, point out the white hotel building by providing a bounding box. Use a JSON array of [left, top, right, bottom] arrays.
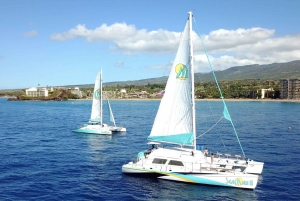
[[25, 87, 49, 97]]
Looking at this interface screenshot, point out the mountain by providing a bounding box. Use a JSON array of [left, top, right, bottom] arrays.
[[3, 60, 299, 91], [101, 60, 300, 86], [40, 60, 300, 89], [205, 60, 300, 81]]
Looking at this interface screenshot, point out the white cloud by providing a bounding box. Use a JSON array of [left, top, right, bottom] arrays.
[[51, 23, 300, 71], [115, 61, 124, 67], [199, 28, 275, 52], [50, 23, 137, 42], [51, 23, 179, 54], [24, 30, 38, 37]]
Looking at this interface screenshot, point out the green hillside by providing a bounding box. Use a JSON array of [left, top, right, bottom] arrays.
[[102, 60, 300, 86], [29, 60, 300, 88], [2, 60, 299, 91]]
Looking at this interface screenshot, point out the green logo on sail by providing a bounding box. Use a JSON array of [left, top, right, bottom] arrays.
[[94, 89, 101, 100], [175, 63, 188, 80]]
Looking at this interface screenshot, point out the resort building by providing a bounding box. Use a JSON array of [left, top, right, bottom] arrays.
[[280, 79, 300, 99], [257, 88, 274, 99], [26, 87, 49, 97], [70, 87, 83, 98], [125, 91, 149, 98]]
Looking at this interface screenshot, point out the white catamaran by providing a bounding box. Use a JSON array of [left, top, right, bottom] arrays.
[[73, 70, 126, 135], [122, 12, 263, 189]]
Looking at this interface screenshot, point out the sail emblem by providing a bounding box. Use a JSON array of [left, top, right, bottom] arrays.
[[175, 63, 188, 80], [94, 89, 101, 100]]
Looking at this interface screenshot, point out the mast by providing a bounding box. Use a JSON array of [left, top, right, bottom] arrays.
[[100, 69, 103, 126], [188, 11, 196, 151]]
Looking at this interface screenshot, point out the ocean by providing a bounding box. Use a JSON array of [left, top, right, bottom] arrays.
[[0, 98, 299, 201]]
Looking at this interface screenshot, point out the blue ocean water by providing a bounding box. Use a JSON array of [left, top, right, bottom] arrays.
[[0, 98, 299, 201]]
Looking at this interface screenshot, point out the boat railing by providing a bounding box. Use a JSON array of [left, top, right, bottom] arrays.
[[133, 159, 241, 174], [187, 161, 239, 173], [215, 152, 246, 161]]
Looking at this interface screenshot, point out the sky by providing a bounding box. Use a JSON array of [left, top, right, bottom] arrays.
[[1, 0, 300, 89]]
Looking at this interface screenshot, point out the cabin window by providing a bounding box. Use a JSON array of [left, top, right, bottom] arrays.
[[152, 158, 167, 164], [168, 160, 184, 166]]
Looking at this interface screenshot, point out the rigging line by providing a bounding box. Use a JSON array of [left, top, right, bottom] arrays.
[[195, 72, 217, 130], [196, 116, 223, 139], [193, 16, 246, 158]]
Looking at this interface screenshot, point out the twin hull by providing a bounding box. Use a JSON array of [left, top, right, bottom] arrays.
[[73, 128, 112, 135], [122, 148, 262, 189], [122, 164, 258, 189], [73, 125, 126, 135]]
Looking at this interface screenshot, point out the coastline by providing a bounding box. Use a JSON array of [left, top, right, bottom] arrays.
[[70, 98, 300, 103], [3, 96, 299, 103]]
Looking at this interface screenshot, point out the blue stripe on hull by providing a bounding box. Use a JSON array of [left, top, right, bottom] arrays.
[[162, 172, 232, 187], [73, 129, 111, 135]]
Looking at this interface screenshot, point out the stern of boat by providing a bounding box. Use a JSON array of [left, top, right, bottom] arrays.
[[245, 161, 264, 174], [109, 126, 126, 132]]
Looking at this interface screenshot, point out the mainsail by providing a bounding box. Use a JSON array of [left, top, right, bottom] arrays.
[[90, 71, 102, 123], [148, 16, 194, 146]]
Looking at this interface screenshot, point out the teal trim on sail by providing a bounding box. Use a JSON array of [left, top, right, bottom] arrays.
[[148, 132, 194, 145], [223, 105, 232, 121]]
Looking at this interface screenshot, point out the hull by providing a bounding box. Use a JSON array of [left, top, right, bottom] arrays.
[[109, 126, 126, 132], [122, 164, 258, 189], [158, 173, 258, 189], [73, 126, 112, 135]]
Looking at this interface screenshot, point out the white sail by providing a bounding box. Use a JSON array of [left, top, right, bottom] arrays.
[[90, 70, 102, 123], [148, 16, 194, 146], [107, 99, 116, 127]]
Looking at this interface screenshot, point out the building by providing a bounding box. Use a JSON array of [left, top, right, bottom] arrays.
[[280, 79, 300, 99], [70, 87, 83, 98], [257, 88, 274, 99], [125, 91, 149, 98], [26, 87, 49, 97]]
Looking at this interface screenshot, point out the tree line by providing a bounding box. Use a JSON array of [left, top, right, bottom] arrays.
[[0, 79, 281, 99]]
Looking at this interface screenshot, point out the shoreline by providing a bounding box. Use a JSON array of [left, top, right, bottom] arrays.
[[70, 98, 300, 103], [2, 96, 299, 103]]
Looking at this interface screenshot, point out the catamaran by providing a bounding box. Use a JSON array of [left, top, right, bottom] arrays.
[[73, 70, 126, 135], [122, 12, 263, 189]]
